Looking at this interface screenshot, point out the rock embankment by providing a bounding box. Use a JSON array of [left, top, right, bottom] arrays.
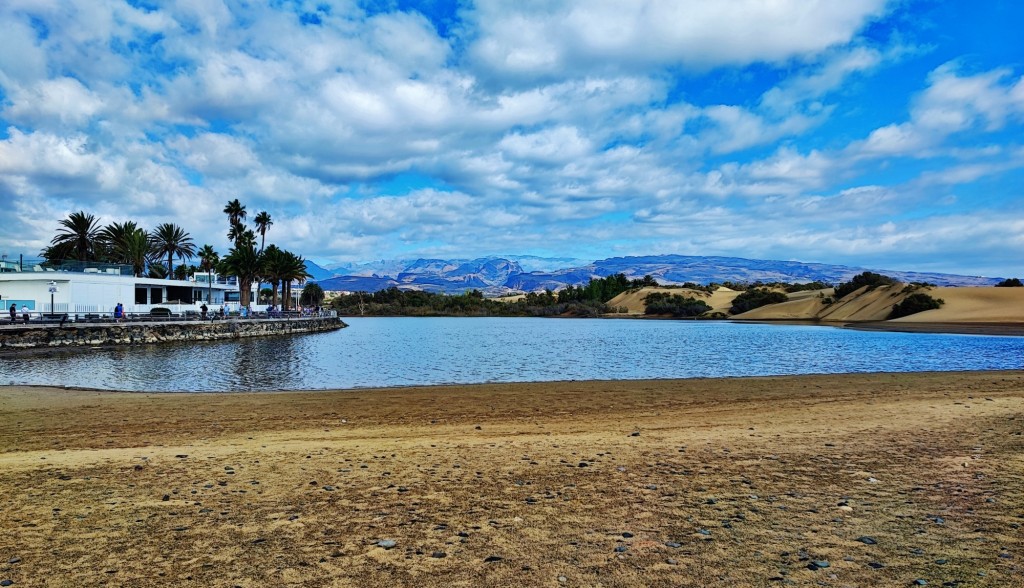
[[0, 317, 347, 350]]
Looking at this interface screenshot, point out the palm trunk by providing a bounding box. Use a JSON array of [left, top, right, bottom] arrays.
[[207, 269, 213, 302]]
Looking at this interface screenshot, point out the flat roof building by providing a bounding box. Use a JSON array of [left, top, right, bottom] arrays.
[[0, 258, 246, 315]]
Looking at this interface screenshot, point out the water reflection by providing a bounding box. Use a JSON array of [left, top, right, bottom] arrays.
[[1, 318, 1022, 392]]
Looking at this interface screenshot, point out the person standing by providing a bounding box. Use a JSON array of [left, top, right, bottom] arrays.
[[9, 303, 15, 323], [21, 305, 30, 324]]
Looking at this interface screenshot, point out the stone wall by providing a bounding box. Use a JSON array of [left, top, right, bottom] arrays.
[[0, 317, 347, 350]]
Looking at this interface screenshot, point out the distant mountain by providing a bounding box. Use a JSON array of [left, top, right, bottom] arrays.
[[304, 260, 337, 281], [311, 254, 1002, 294], [584, 255, 1001, 287], [505, 255, 593, 273]]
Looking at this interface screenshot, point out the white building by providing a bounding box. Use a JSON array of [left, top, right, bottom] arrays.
[[0, 259, 250, 316]]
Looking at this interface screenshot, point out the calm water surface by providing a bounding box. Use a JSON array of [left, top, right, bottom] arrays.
[[1, 317, 1022, 392]]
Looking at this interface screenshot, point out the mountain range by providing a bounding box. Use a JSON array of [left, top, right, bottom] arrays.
[[305, 255, 1004, 295]]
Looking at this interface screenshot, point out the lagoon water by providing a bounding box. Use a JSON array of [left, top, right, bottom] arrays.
[[2, 317, 1023, 392]]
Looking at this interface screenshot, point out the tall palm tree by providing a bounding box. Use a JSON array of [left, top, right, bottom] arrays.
[[253, 211, 272, 252], [198, 245, 219, 303], [149, 222, 196, 280], [224, 199, 247, 226], [49, 211, 102, 262], [224, 199, 247, 246]]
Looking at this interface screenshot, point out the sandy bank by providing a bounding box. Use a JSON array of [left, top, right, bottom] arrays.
[[1, 373, 1023, 587]]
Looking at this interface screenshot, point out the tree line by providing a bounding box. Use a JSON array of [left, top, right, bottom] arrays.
[[41, 200, 310, 308]]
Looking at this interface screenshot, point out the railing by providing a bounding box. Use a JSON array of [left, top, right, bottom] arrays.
[[2, 309, 337, 325], [1, 258, 132, 275]]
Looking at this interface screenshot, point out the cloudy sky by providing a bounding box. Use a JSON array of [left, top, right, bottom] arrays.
[[1, 1, 1022, 276]]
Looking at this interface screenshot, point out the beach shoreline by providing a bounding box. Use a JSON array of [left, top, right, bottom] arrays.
[[2, 372, 1022, 586]]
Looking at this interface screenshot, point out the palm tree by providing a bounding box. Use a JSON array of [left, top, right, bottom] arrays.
[[259, 245, 285, 307], [198, 245, 219, 303], [147, 263, 169, 279], [49, 211, 102, 262], [300, 282, 325, 307], [120, 228, 152, 277], [224, 199, 247, 246], [99, 221, 143, 268], [280, 250, 312, 310], [224, 199, 247, 226], [253, 211, 273, 252], [220, 244, 261, 307], [149, 223, 196, 280]]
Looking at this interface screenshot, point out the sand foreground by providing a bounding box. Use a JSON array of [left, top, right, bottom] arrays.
[[1, 373, 1022, 587]]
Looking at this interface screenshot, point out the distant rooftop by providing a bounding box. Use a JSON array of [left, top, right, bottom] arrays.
[[0, 257, 239, 285], [0, 257, 131, 276]]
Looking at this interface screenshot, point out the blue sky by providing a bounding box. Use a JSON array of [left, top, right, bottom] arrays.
[[0, 0, 1022, 277]]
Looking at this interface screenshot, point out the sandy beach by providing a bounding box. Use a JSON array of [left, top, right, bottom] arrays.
[[1, 373, 1023, 587]]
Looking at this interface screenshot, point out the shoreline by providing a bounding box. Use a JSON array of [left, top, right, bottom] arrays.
[[2, 372, 1022, 586], [343, 312, 1024, 337], [843, 320, 1024, 337]]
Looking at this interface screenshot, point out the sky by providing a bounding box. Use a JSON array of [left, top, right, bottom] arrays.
[[0, 0, 1022, 277]]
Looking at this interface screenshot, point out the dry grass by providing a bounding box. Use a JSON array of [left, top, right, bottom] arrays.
[[1, 372, 1023, 587]]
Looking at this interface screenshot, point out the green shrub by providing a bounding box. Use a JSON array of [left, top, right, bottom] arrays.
[[995, 278, 1022, 287], [889, 293, 944, 319], [833, 272, 896, 300], [729, 288, 788, 314], [643, 292, 712, 317], [784, 281, 832, 293]]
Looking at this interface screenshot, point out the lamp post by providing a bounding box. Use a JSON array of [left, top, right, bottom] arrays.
[[48, 281, 58, 317]]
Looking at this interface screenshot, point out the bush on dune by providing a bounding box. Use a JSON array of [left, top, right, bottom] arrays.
[[888, 293, 944, 319], [832, 272, 896, 300], [729, 288, 788, 314], [643, 292, 712, 317]]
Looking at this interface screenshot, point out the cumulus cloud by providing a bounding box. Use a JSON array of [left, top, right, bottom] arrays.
[[466, 0, 890, 83], [1, 0, 1022, 276]]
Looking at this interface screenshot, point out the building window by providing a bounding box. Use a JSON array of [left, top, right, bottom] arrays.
[[151, 287, 163, 304], [135, 287, 147, 305]]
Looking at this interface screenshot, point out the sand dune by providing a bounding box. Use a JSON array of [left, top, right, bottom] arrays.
[[733, 285, 1024, 326], [606, 286, 740, 314], [892, 286, 1024, 323]]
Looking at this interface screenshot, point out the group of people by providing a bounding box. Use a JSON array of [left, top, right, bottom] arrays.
[[8, 303, 30, 324]]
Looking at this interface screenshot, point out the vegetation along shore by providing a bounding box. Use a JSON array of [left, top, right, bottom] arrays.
[[328, 271, 1024, 336]]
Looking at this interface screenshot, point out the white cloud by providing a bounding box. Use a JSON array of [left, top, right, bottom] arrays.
[[850, 63, 1024, 158], [467, 0, 890, 83], [4, 77, 104, 127]]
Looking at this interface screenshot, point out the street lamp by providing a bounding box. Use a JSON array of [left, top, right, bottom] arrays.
[[48, 281, 58, 317]]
